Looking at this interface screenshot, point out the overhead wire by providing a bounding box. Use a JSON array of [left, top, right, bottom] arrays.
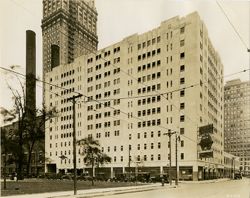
[[6, 0, 250, 146]]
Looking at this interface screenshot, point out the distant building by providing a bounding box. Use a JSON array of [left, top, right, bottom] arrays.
[[224, 152, 240, 179], [41, 0, 98, 75], [44, 12, 225, 181], [1, 117, 45, 177], [224, 79, 250, 176]]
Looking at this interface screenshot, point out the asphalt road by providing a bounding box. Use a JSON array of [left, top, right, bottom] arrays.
[[96, 178, 250, 198]]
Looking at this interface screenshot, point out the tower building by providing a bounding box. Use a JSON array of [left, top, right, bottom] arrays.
[[224, 79, 250, 176], [44, 12, 225, 180], [41, 0, 98, 74]]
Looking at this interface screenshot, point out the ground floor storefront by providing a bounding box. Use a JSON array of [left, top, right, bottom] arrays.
[[47, 164, 228, 181]]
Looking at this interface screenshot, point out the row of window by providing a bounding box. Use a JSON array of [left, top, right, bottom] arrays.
[[61, 79, 75, 87], [88, 46, 121, 64], [137, 84, 161, 94], [56, 153, 185, 164], [137, 96, 161, 105], [137, 61, 161, 72], [60, 70, 75, 79], [138, 119, 161, 128], [87, 120, 121, 130], [61, 87, 75, 95], [138, 72, 161, 83], [138, 36, 161, 50], [138, 107, 161, 117], [137, 48, 161, 61]]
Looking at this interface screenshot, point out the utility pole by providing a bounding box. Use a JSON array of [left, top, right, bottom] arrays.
[[68, 94, 83, 195], [128, 145, 131, 181], [175, 134, 180, 186], [164, 129, 176, 185]]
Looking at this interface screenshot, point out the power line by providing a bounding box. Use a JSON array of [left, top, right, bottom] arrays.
[[1, 66, 249, 146], [6, 1, 249, 146], [216, 1, 249, 51]]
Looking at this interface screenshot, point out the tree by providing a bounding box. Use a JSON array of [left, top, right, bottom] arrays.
[[3, 69, 57, 179], [0, 107, 17, 189], [78, 137, 111, 186], [24, 105, 57, 177]]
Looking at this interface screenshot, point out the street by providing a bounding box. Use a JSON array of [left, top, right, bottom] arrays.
[[96, 179, 250, 198]]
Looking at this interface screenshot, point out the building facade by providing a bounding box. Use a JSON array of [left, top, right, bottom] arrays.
[[223, 152, 240, 179], [41, 0, 98, 74], [44, 12, 224, 180], [224, 79, 250, 176], [1, 119, 45, 177]]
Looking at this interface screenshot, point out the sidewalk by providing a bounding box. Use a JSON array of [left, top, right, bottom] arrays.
[[1, 183, 166, 198], [179, 178, 230, 184], [1, 179, 228, 198]]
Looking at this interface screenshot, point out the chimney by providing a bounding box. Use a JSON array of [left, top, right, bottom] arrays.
[[26, 30, 36, 116]]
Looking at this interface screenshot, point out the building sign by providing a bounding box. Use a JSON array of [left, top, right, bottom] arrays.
[[199, 150, 213, 158], [199, 124, 213, 135], [198, 124, 214, 159]]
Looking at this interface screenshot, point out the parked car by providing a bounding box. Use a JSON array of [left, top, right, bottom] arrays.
[[234, 173, 242, 180], [61, 173, 73, 180]]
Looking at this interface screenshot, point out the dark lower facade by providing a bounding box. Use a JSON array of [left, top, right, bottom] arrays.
[[47, 164, 229, 181]]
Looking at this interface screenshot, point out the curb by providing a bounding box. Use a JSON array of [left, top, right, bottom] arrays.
[[179, 178, 230, 184], [52, 184, 164, 198]]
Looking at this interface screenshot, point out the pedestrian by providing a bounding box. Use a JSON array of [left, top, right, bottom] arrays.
[[161, 178, 164, 186], [14, 172, 17, 182]]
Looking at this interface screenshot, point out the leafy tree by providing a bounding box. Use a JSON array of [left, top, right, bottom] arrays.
[[0, 107, 17, 189], [24, 105, 57, 177], [3, 70, 57, 179], [78, 136, 111, 185]]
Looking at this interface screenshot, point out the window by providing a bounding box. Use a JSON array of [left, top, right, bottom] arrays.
[[138, 44, 141, 50], [180, 128, 185, 135], [180, 52, 185, 59], [181, 153, 184, 160], [180, 78, 185, 84], [180, 90, 185, 97], [180, 27, 185, 34], [180, 103, 185, 109], [181, 140, 184, 147], [180, 115, 185, 122], [157, 36, 161, 43], [180, 40, 184, 47], [180, 65, 185, 72], [158, 154, 161, 160]]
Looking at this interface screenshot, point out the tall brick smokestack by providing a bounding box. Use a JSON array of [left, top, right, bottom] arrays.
[[26, 30, 36, 116]]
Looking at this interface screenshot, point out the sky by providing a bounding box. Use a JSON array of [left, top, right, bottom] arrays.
[[0, 0, 249, 123]]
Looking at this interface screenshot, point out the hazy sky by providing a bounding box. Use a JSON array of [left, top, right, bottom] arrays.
[[0, 0, 249, 118]]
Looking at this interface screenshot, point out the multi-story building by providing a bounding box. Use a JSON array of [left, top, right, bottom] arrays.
[[41, 0, 98, 75], [224, 79, 250, 176], [1, 118, 45, 177], [44, 12, 224, 181], [223, 152, 240, 179]]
